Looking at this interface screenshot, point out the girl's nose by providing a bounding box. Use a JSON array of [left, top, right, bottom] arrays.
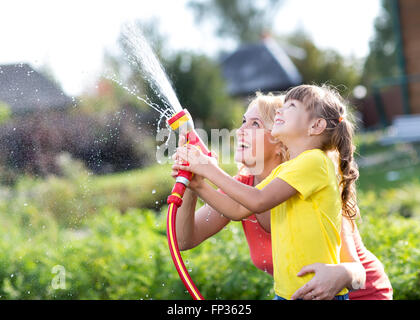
[[275, 108, 283, 115]]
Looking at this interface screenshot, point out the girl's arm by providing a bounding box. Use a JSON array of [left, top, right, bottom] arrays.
[[174, 145, 297, 215], [290, 217, 366, 300], [191, 179, 253, 221]]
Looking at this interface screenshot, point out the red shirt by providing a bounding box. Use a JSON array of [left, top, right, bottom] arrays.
[[235, 174, 393, 300]]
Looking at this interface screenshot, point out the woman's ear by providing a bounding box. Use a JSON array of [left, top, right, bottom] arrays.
[[309, 118, 327, 136]]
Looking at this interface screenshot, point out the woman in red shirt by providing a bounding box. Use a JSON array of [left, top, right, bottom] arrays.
[[172, 93, 392, 300]]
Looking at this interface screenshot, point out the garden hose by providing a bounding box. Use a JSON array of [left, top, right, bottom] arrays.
[[166, 109, 210, 300]]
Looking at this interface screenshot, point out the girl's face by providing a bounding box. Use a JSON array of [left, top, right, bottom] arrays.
[[272, 99, 312, 141], [234, 103, 279, 169]]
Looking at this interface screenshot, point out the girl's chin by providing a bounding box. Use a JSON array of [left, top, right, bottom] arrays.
[[270, 129, 283, 140]]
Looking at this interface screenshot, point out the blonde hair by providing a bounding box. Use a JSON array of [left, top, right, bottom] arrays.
[[248, 92, 285, 129], [237, 92, 289, 176], [284, 84, 360, 222]]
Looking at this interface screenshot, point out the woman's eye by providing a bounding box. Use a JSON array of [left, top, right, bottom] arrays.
[[252, 121, 260, 127]]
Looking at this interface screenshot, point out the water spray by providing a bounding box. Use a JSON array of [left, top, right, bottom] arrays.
[[166, 109, 210, 300], [119, 23, 207, 299]]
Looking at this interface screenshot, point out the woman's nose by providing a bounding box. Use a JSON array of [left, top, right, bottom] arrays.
[[238, 120, 247, 131]]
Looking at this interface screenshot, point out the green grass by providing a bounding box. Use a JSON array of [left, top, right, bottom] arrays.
[[358, 162, 420, 193]]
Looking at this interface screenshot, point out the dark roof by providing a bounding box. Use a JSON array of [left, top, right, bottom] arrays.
[[0, 63, 73, 114], [221, 38, 302, 96]]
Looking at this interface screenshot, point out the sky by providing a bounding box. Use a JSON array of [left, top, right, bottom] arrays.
[[0, 0, 382, 96]]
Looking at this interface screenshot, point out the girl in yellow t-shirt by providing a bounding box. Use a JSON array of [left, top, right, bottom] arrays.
[[174, 84, 359, 300]]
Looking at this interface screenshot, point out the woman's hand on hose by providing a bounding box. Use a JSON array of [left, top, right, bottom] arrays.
[[173, 143, 218, 179], [291, 263, 349, 300], [171, 134, 206, 191]]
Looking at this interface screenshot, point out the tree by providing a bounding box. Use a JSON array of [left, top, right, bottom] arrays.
[[102, 20, 243, 132], [362, 0, 399, 85], [188, 0, 284, 44], [165, 51, 243, 131], [283, 30, 362, 98]]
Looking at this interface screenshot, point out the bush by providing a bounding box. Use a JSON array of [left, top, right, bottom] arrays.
[[0, 206, 271, 299], [0, 151, 418, 300], [358, 188, 420, 299], [8, 158, 239, 228], [0, 110, 155, 179], [0, 181, 419, 299]]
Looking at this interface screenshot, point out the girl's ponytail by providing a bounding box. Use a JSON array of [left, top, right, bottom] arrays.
[[331, 119, 360, 221]]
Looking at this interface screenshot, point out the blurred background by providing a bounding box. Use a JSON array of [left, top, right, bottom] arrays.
[[0, 0, 419, 300]]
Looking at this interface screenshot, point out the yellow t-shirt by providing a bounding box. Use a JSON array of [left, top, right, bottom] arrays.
[[256, 149, 348, 299]]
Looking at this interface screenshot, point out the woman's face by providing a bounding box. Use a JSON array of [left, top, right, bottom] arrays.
[[234, 103, 279, 170]]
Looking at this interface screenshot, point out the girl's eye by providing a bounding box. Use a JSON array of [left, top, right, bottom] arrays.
[[252, 121, 260, 127]]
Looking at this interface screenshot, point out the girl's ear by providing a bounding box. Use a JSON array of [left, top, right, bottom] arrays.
[[309, 118, 327, 136]]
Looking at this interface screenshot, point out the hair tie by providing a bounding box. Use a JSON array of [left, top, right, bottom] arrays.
[[338, 116, 344, 123]]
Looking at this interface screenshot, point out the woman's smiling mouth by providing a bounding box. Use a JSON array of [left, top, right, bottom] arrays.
[[237, 141, 251, 149]]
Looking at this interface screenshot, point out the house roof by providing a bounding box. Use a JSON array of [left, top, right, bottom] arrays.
[[221, 38, 302, 96], [0, 63, 73, 114]]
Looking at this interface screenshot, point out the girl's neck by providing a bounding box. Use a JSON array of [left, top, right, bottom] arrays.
[[284, 137, 322, 160]]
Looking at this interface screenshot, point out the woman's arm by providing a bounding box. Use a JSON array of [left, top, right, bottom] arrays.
[[172, 168, 230, 250], [338, 217, 366, 291], [290, 217, 366, 300]]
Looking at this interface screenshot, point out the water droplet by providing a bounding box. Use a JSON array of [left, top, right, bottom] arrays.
[[152, 189, 156, 194]]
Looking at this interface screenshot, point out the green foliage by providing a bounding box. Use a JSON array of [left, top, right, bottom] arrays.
[[9, 162, 174, 228], [0, 139, 419, 299], [0, 182, 419, 299], [362, 0, 400, 85], [165, 52, 243, 131], [358, 190, 420, 299], [106, 22, 244, 132], [0, 205, 272, 299], [0, 102, 11, 125], [284, 30, 362, 98]]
